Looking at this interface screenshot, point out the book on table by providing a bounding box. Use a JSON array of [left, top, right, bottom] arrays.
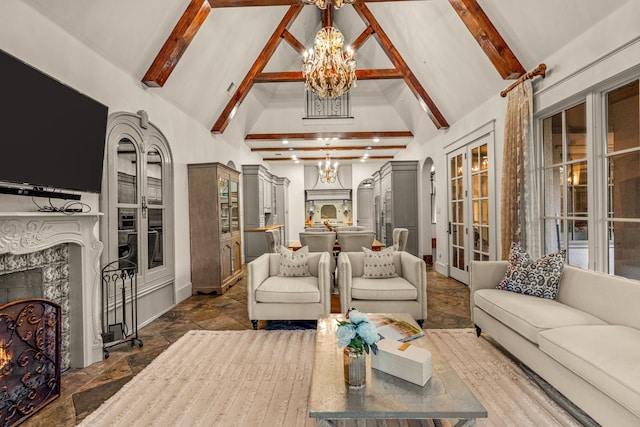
[[368, 314, 425, 342]]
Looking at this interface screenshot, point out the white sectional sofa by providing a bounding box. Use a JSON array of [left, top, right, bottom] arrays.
[[470, 260, 640, 427]]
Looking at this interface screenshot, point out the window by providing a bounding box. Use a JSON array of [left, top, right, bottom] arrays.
[[606, 80, 640, 278], [541, 102, 588, 268], [539, 79, 640, 280]]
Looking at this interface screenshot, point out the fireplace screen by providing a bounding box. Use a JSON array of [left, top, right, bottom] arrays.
[[0, 299, 61, 426]]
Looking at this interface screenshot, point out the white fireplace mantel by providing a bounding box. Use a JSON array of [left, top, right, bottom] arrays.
[[0, 212, 104, 368]]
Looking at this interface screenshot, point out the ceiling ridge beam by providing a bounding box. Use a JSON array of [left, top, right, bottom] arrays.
[[253, 68, 405, 82], [246, 131, 413, 140], [351, 26, 375, 53], [252, 145, 407, 151], [209, 0, 431, 7], [142, 0, 211, 87], [211, 4, 304, 133], [353, 3, 449, 129], [281, 29, 306, 55], [448, 0, 525, 79], [265, 155, 394, 161]]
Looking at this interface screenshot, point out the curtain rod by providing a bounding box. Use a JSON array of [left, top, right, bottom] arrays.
[[500, 63, 547, 97]]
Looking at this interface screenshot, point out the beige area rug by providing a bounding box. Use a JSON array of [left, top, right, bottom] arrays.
[[80, 329, 581, 427]]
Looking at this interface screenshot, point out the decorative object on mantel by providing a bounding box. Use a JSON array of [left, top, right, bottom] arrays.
[[304, 0, 354, 10], [336, 308, 380, 388], [302, 26, 356, 98]]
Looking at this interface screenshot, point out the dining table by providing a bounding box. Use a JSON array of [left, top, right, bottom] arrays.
[[287, 239, 385, 252]]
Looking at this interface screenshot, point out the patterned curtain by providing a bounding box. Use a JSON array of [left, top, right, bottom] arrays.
[[500, 80, 540, 259]]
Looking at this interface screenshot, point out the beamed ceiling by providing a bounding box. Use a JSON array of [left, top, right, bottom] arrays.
[[22, 0, 630, 164]]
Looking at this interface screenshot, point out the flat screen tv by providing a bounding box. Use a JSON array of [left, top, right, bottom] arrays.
[[0, 49, 108, 198]]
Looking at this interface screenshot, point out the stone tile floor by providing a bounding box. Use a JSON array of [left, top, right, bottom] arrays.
[[23, 266, 471, 426]]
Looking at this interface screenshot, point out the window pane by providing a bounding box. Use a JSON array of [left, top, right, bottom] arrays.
[[117, 139, 137, 204], [566, 103, 586, 161], [118, 208, 138, 269], [544, 218, 564, 254], [567, 161, 588, 216], [146, 149, 163, 205], [544, 167, 565, 217], [148, 208, 163, 269], [608, 221, 640, 280], [609, 151, 640, 219], [543, 113, 563, 166], [607, 80, 639, 153], [471, 147, 479, 172]]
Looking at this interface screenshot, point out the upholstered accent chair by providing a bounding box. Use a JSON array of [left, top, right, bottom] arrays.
[[337, 251, 427, 325], [247, 251, 332, 329], [264, 229, 280, 253], [392, 228, 409, 251], [336, 230, 376, 252]]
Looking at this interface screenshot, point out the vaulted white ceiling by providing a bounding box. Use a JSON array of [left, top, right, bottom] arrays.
[[23, 0, 632, 163]]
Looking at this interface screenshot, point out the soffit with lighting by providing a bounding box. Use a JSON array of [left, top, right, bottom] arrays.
[[141, 0, 525, 160]]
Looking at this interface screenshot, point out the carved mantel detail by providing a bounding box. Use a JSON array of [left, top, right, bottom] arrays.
[[0, 212, 104, 368]]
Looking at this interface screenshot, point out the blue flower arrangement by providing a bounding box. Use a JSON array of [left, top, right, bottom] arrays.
[[336, 308, 380, 355]]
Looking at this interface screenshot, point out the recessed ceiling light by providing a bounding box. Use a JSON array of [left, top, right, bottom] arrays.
[[372, 138, 380, 143], [282, 140, 289, 145], [288, 147, 294, 151], [360, 158, 366, 162], [366, 146, 372, 150], [294, 160, 300, 164]]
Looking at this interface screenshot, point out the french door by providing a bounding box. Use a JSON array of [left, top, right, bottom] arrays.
[[102, 112, 174, 291], [447, 137, 493, 284]]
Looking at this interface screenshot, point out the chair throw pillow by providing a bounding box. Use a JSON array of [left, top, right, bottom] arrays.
[[362, 246, 398, 279], [278, 245, 311, 277], [497, 242, 566, 300]]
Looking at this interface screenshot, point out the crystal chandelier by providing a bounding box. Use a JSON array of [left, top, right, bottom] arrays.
[[303, 0, 355, 9], [318, 152, 339, 183], [302, 26, 356, 98]]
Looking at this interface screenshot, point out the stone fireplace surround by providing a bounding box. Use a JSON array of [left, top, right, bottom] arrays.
[[0, 212, 103, 368]]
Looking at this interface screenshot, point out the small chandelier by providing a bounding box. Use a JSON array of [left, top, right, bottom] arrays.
[[302, 26, 356, 98], [318, 152, 339, 184], [303, 0, 355, 9]]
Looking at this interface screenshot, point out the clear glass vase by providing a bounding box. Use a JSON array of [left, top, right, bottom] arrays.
[[343, 347, 366, 388]]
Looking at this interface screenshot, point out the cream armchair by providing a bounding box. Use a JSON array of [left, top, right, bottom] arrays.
[[247, 251, 332, 329], [337, 251, 427, 325]]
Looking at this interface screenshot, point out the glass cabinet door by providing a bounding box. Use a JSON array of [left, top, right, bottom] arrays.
[[219, 177, 230, 234], [230, 179, 239, 232]]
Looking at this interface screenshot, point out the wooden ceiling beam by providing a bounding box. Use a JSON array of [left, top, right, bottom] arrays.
[[246, 130, 413, 140], [281, 30, 306, 55], [265, 155, 394, 161], [448, 0, 525, 79], [353, 3, 449, 129], [208, 0, 428, 7], [253, 68, 404, 82], [252, 145, 406, 151], [351, 26, 375, 53], [211, 4, 304, 133], [142, 0, 211, 87]]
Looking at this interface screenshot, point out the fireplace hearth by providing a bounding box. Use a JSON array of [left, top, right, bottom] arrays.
[[0, 298, 61, 426]]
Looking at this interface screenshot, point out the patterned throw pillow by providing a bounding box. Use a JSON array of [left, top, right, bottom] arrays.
[[362, 247, 398, 279], [278, 245, 311, 277], [497, 242, 566, 300]]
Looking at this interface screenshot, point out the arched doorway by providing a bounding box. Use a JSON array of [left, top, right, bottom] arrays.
[[421, 158, 436, 265], [357, 179, 375, 231]]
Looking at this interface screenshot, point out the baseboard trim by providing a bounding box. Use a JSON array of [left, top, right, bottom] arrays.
[[175, 281, 192, 304]]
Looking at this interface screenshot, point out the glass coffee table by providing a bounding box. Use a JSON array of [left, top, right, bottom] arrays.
[[308, 313, 487, 427]]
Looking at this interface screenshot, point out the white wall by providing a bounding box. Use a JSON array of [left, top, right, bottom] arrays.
[[0, 1, 265, 304]]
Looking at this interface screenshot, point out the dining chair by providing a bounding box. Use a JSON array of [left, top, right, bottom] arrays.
[[300, 230, 337, 274], [392, 228, 409, 251], [264, 229, 280, 253], [336, 231, 376, 252], [334, 226, 366, 232]]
